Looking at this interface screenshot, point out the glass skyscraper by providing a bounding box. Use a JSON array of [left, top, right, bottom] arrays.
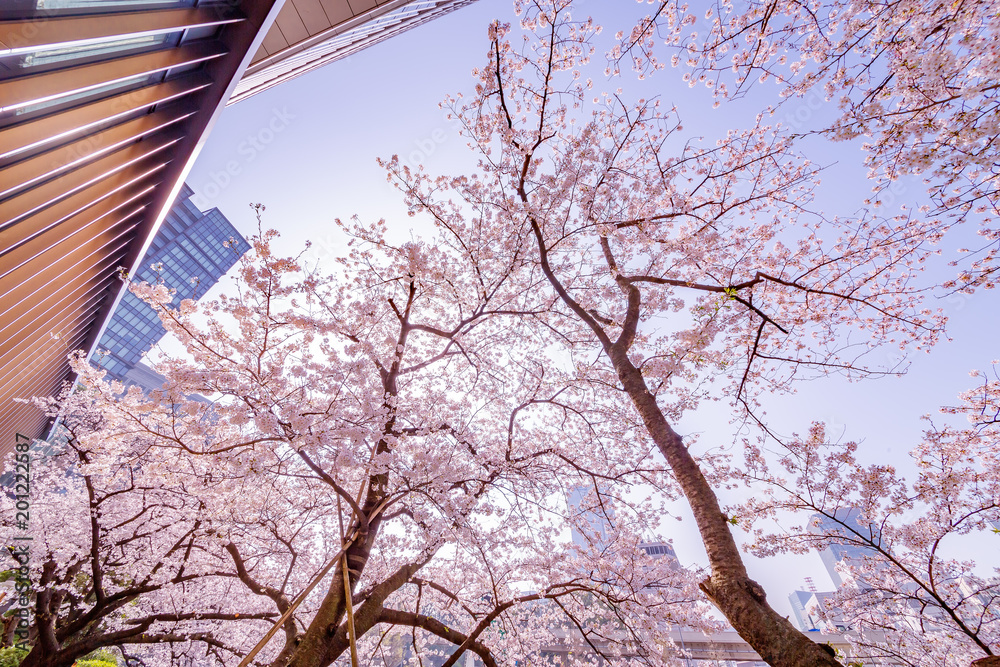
[[92, 183, 250, 382]]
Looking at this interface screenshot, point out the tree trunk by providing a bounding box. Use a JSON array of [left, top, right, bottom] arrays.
[[526, 213, 842, 666], [19, 647, 75, 667], [283, 354, 410, 667], [284, 519, 381, 667], [971, 657, 1000, 667], [608, 347, 842, 667]]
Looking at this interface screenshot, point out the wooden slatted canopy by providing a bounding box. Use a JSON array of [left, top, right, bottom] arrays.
[[0, 1, 283, 451]]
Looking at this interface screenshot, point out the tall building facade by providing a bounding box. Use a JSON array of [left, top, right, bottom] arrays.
[[785, 508, 881, 633], [0, 185, 231, 487], [788, 590, 849, 633], [788, 590, 816, 631], [809, 508, 875, 588], [565, 484, 680, 569], [231, 0, 480, 104], [92, 183, 250, 382], [638, 540, 680, 569], [566, 484, 616, 551]]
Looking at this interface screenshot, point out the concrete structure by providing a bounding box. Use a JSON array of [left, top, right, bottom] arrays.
[[788, 589, 817, 632], [0, 0, 478, 449], [91, 182, 249, 381], [378, 628, 885, 666], [537, 628, 881, 666], [783, 508, 879, 633]]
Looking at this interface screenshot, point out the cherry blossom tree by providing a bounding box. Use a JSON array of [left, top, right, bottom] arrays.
[[732, 368, 1000, 665], [613, 0, 1000, 290], [370, 0, 955, 664], [1, 389, 294, 667], [7, 1, 980, 666], [4, 222, 710, 667]]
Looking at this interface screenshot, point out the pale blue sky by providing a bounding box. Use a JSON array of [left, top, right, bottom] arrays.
[[180, 0, 999, 619]]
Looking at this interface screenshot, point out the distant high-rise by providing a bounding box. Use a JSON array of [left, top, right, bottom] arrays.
[[565, 485, 681, 571], [788, 590, 847, 633], [638, 540, 680, 569], [809, 508, 876, 588], [566, 484, 616, 550], [788, 590, 817, 631], [92, 183, 250, 382]]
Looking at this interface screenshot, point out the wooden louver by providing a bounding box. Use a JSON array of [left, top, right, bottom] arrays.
[[0, 1, 282, 450]]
